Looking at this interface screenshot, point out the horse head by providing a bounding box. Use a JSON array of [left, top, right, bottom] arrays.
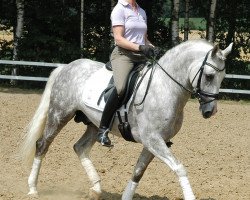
[[191, 42, 233, 118]]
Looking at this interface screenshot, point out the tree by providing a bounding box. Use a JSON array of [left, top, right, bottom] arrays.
[[18, 0, 80, 63], [0, 0, 249, 92], [80, 0, 85, 58], [183, 0, 190, 41], [11, 0, 24, 85], [110, 0, 116, 48], [214, 0, 249, 99], [225, 0, 237, 47], [171, 0, 180, 46], [207, 0, 217, 42]]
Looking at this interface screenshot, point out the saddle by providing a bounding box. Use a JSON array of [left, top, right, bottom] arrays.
[[99, 61, 145, 105], [99, 61, 148, 142], [74, 61, 151, 143]]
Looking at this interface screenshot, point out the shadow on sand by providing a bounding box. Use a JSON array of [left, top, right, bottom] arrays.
[[101, 190, 217, 200], [38, 188, 217, 200]]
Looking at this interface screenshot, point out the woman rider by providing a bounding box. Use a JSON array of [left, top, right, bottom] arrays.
[[97, 0, 156, 147]]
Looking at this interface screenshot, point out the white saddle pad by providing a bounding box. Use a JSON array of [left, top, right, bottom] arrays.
[[82, 63, 150, 114], [83, 66, 113, 111]]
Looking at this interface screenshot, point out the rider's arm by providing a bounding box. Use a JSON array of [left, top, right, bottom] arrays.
[[112, 25, 140, 52]]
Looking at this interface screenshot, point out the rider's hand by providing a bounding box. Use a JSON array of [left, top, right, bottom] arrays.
[[139, 45, 155, 58], [153, 46, 162, 58]]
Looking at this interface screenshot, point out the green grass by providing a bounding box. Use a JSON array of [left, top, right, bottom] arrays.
[[165, 18, 206, 31]]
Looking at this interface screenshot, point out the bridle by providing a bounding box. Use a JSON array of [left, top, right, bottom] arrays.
[[134, 49, 225, 106], [189, 49, 225, 104]]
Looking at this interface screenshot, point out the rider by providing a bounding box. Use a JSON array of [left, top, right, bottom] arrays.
[[97, 0, 157, 147]]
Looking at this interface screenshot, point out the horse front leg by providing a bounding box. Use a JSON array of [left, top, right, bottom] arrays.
[[73, 124, 101, 200], [143, 134, 195, 200], [122, 147, 154, 200]]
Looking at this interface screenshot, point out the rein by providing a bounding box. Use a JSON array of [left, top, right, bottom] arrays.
[[133, 49, 225, 106], [132, 63, 155, 106]]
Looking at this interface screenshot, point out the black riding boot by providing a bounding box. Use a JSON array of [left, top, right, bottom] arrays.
[[97, 87, 120, 147]]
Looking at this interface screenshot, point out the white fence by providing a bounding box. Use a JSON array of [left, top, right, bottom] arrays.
[[0, 60, 249, 95], [0, 60, 67, 82]]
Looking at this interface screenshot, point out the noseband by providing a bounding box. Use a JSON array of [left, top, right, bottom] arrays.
[[191, 49, 225, 104]]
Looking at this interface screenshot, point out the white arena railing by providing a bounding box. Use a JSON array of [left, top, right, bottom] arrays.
[[0, 60, 249, 95]]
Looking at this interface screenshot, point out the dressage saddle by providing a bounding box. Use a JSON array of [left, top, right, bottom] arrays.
[[74, 61, 147, 142]]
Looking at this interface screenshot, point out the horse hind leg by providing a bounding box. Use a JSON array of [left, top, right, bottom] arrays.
[[122, 148, 154, 200], [73, 123, 101, 200], [28, 109, 73, 195]]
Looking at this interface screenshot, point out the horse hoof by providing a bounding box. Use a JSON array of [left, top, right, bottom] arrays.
[[28, 187, 38, 196], [89, 188, 101, 200]]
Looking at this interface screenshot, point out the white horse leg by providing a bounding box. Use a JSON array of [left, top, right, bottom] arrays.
[[122, 147, 154, 200], [73, 124, 101, 200], [27, 156, 42, 195], [27, 110, 72, 195], [144, 135, 195, 200]]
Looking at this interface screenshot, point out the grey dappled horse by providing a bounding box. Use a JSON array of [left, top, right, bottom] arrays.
[[20, 40, 233, 200]]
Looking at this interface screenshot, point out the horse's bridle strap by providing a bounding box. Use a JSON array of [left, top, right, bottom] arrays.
[[134, 48, 225, 106], [205, 62, 225, 72]]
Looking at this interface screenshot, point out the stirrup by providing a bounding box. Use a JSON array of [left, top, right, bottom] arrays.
[[97, 128, 114, 147]]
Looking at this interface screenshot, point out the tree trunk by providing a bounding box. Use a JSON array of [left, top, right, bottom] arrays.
[[80, 0, 85, 58], [171, 0, 180, 46], [11, 0, 24, 85], [103, 0, 111, 61], [225, 0, 237, 46], [207, 0, 217, 42], [110, 0, 116, 48], [184, 0, 190, 41]]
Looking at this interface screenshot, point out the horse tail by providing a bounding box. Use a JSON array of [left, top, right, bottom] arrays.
[[19, 66, 64, 166]]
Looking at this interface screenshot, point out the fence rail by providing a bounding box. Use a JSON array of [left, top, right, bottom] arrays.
[[0, 60, 249, 94], [0, 60, 66, 68]]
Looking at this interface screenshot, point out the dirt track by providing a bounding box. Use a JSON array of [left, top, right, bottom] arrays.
[[0, 87, 249, 200]]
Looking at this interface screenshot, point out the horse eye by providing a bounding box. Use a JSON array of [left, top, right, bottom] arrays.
[[206, 74, 214, 81]]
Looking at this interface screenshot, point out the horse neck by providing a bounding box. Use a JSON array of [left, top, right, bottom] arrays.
[[135, 41, 213, 113], [151, 44, 209, 108], [156, 42, 211, 95], [155, 52, 193, 99]]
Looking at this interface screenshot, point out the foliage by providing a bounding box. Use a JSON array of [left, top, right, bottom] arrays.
[[0, 0, 249, 98], [165, 18, 206, 31], [214, 0, 250, 99], [18, 0, 81, 63]]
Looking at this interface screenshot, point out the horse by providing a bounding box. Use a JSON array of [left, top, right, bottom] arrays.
[[20, 39, 233, 200]]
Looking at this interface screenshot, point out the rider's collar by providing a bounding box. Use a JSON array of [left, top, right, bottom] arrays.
[[119, 0, 139, 8], [118, 0, 129, 6]]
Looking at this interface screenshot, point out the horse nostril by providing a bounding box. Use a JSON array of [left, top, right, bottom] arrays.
[[203, 111, 212, 118]]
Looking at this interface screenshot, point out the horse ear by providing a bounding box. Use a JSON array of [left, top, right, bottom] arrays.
[[211, 43, 233, 60], [211, 44, 220, 58], [221, 42, 233, 58]]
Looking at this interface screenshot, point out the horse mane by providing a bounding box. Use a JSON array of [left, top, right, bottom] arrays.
[[158, 39, 214, 69], [167, 39, 213, 56]]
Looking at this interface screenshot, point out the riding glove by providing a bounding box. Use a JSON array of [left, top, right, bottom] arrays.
[[153, 46, 162, 58], [139, 45, 155, 58]]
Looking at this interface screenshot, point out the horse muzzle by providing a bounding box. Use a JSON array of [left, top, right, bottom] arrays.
[[199, 98, 218, 119]]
